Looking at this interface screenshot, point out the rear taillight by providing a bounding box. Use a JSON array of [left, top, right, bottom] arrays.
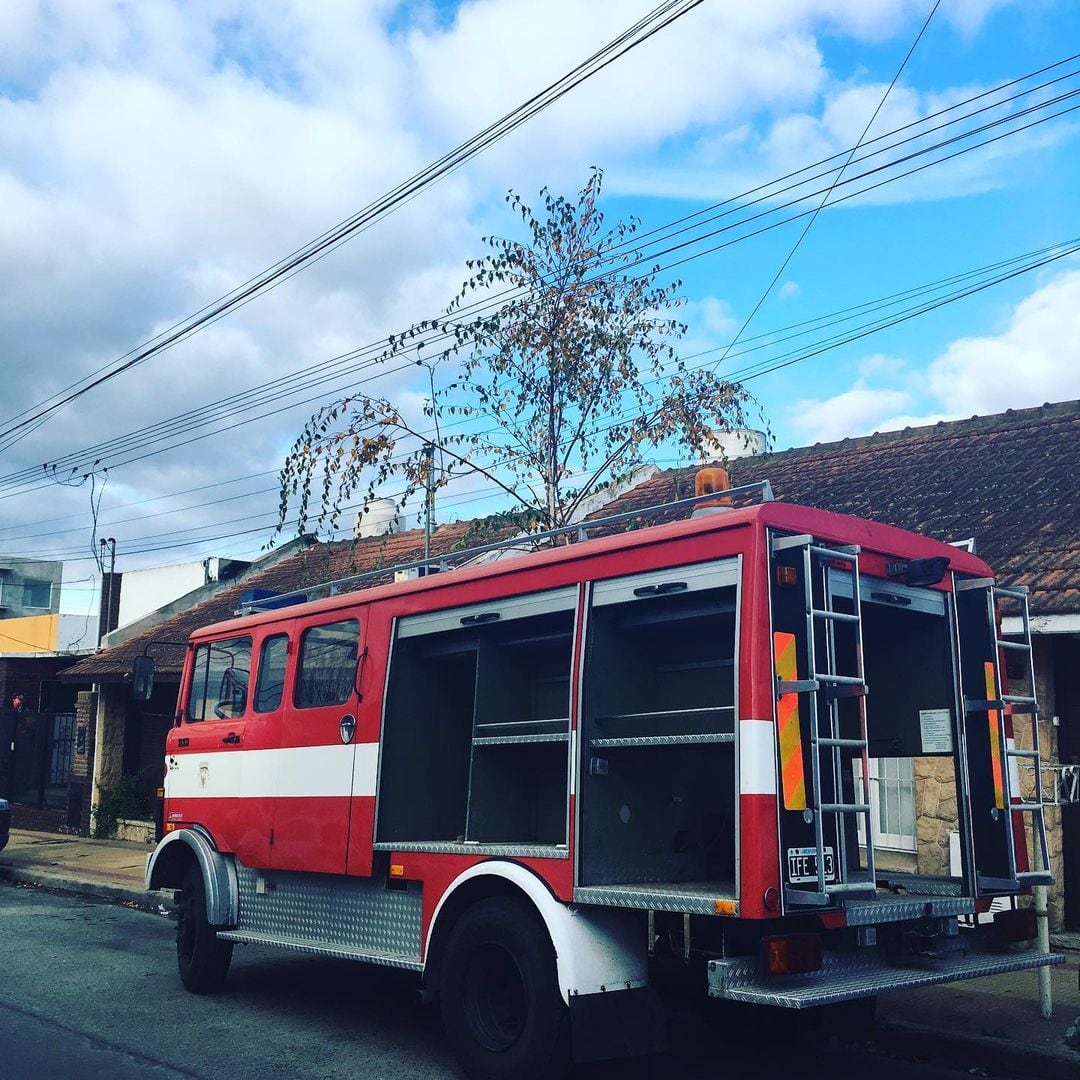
[[763, 933, 823, 975]]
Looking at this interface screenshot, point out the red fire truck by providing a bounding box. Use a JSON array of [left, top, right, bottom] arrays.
[[142, 479, 1061, 1078]]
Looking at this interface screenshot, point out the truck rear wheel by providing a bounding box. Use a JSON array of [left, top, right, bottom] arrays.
[[176, 864, 233, 993], [440, 896, 569, 1080]]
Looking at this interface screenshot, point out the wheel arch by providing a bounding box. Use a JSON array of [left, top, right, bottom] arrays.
[[423, 861, 647, 1005], [146, 827, 237, 927]]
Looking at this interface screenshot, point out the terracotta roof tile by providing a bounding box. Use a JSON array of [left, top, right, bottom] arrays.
[[62, 520, 484, 682], [67, 400, 1078, 682], [606, 401, 1078, 615]]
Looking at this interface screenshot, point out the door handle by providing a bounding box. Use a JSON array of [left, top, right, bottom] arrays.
[[221, 733, 241, 745], [633, 581, 687, 598]]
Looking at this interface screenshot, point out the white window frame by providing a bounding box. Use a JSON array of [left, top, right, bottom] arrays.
[[854, 756, 916, 852]]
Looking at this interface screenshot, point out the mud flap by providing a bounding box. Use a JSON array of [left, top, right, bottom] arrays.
[[569, 986, 668, 1063]]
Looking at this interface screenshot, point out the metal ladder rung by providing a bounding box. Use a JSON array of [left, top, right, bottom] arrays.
[[813, 608, 860, 624], [824, 880, 877, 895], [1006, 748, 1039, 761], [815, 673, 866, 687], [1011, 802, 1044, 814], [815, 737, 867, 749], [1016, 870, 1054, 883], [964, 699, 1004, 713], [1002, 694, 1037, 705], [996, 639, 1031, 652], [809, 544, 859, 562], [819, 803, 871, 814], [995, 585, 1030, 600]]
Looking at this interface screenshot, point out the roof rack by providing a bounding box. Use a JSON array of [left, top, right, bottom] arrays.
[[238, 479, 774, 614]]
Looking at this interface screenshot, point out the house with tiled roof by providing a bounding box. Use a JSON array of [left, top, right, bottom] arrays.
[[60, 400, 1078, 926], [59, 520, 486, 836]]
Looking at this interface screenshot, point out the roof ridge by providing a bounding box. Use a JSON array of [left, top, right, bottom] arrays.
[[757, 399, 1079, 463]]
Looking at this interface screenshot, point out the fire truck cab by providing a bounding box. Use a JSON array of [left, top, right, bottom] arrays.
[[144, 481, 1062, 1078]]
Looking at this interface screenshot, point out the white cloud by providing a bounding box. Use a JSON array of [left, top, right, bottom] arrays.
[[858, 353, 906, 379], [777, 280, 801, 300], [789, 384, 914, 444], [0, 0, 1061, 585], [784, 269, 1080, 445], [927, 269, 1080, 413]]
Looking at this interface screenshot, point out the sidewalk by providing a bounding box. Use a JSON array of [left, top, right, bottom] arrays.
[[0, 827, 163, 911], [2, 827, 1078, 1077]]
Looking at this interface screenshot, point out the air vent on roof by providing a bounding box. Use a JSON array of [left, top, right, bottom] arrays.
[[700, 428, 766, 462], [355, 498, 401, 539]]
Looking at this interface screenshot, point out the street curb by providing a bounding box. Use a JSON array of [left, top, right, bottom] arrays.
[[0, 864, 173, 915], [873, 1019, 1080, 1080]]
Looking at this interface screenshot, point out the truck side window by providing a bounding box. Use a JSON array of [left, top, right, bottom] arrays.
[[296, 619, 359, 708], [187, 636, 252, 722], [254, 634, 290, 713]]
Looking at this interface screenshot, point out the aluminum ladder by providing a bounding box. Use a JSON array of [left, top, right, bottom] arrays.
[[774, 534, 877, 906], [983, 584, 1052, 885]]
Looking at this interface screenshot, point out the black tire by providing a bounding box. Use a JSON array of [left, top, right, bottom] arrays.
[[440, 896, 569, 1080], [176, 863, 233, 994]]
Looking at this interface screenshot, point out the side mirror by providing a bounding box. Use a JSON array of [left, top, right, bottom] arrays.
[[132, 655, 155, 702]]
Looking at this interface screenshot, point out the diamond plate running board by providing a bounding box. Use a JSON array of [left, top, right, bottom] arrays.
[[707, 947, 1064, 1008], [217, 930, 423, 971]]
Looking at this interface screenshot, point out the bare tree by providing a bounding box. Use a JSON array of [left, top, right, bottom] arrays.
[[277, 168, 757, 539]]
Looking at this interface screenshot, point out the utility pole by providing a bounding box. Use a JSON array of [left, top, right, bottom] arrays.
[[423, 443, 435, 565], [98, 537, 116, 646]]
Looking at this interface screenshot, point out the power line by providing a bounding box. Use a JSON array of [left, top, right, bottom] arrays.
[[710, 0, 943, 373], [0, 0, 704, 455], [9, 235, 1076, 562], [5, 59, 1075, 500]]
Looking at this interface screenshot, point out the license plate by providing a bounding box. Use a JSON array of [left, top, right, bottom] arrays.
[[787, 846, 836, 884]]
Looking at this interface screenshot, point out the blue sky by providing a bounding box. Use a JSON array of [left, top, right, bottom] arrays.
[[0, 0, 1077, 625]]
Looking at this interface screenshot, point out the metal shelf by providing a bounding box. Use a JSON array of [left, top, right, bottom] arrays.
[[474, 733, 570, 746], [590, 733, 734, 748]]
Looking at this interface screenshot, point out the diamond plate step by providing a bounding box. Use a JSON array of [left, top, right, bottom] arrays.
[[708, 946, 1064, 1008]]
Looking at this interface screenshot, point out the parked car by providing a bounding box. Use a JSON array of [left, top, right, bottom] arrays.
[[0, 798, 9, 851]]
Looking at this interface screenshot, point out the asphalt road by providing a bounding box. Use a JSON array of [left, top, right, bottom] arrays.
[[0, 882, 1016, 1080]]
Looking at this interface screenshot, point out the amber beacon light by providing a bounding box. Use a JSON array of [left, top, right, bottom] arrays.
[[695, 466, 732, 507]]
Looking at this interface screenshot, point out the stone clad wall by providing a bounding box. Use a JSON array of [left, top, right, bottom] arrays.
[[914, 756, 959, 878], [90, 685, 127, 832], [70, 689, 98, 834]]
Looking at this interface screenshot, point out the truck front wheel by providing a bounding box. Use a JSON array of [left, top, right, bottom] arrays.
[[176, 864, 233, 993], [440, 896, 569, 1080]]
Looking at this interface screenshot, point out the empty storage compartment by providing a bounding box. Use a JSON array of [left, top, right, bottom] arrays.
[[376, 626, 478, 844], [580, 559, 739, 888], [467, 740, 568, 844], [466, 602, 575, 845], [581, 744, 735, 886], [377, 587, 576, 849]]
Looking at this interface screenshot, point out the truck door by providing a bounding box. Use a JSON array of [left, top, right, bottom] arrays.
[[169, 635, 253, 859], [270, 611, 366, 875]]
